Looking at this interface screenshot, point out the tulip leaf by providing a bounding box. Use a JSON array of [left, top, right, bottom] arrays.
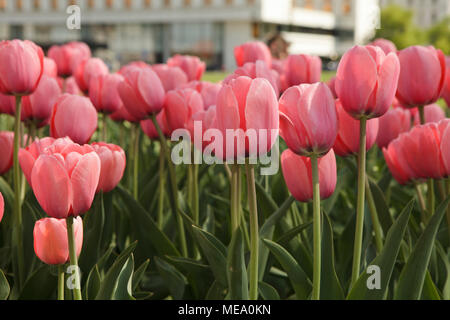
[[262, 239, 311, 300], [84, 265, 101, 300], [112, 255, 135, 300], [276, 222, 312, 247], [258, 281, 280, 300], [420, 271, 441, 300], [368, 177, 394, 235], [205, 280, 226, 300], [347, 199, 414, 300], [132, 259, 150, 292], [0, 269, 10, 300], [227, 227, 248, 300], [155, 256, 187, 300], [394, 198, 450, 300], [18, 265, 57, 300]]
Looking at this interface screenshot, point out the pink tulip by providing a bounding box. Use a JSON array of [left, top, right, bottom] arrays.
[[441, 57, 450, 107], [33, 217, 83, 265], [63, 76, 82, 95], [152, 64, 188, 92], [396, 46, 446, 108], [164, 88, 204, 133], [0, 192, 3, 223], [109, 105, 140, 123], [141, 110, 170, 140], [89, 73, 124, 114], [167, 55, 206, 82], [180, 81, 222, 110], [0, 40, 44, 95], [215, 76, 279, 160], [187, 105, 218, 152], [279, 83, 338, 157], [326, 76, 337, 98], [118, 61, 151, 75], [0, 131, 14, 175], [369, 38, 397, 55], [24, 138, 100, 218], [271, 58, 286, 75], [413, 103, 446, 125], [234, 41, 272, 67], [50, 94, 98, 144], [48, 42, 91, 77], [22, 75, 61, 128], [282, 54, 322, 91], [0, 93, 15, 116], [376, 107, 412, 149], [118, 66, 165, 120], [92, 142, 126, 193], [43, 57, 58, 78], [281, 148, 337, 202], [333, 100, 379, 157], [74, 57, 109, 93], [439, 119, 450, 176], [336, 45, 400, 119]]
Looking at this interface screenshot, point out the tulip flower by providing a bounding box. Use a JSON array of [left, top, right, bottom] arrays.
[[180, 81, 222, 110], [234, 41, 272, 67], [62, 76, 82, 95], [89, 73, 124, 114], [74, 57, 109, 93], [0, 131, 14, 175], [439, 119, 450, 177], [43, 57, 58, 78], [22, 75, 61, 128], [443, 57, 450, 107], [92, 142, 126, 193], [396, 46, 446, 114], [48, 41, 91, 77], [141, 110, 170, 140], [118, 66, 165, 120], [188, 105, 218, 152], [0, 192, 3, 223], [118, 61, 151, 76], [50, 94, 98, 144], [413, 103, 446, 125], [0, 93, 15, 116], [279, 83, 338, 157], [326, 76, 337, 98], [281, 54, 322, 91], [167, 55, 206, 82], [164, 88, 204, 133], [152, 64, 188, 92], [109, 105, 139, 123], [336, 45, 400, 119], [376, 107, 411, 149], [281, 148, 337, 202], [369, 38, 397, 55], [0, 40, 44, 95], [33, 217, 83, 265]]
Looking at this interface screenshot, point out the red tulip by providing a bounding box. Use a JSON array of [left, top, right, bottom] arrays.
[[396, 45, 446, 108], [89, 73, 124, 114], [376, 107, 411, 149], [43, 57, 58, 78], [281, 148, 337, 202], [48, 41, 91, 77], [164, 88, 204, 133], [167, 55, 206, 82], [152, 64, 188, 92], [215, 76, 279, 159], [33, 217, 83, 265], [441, 56, 450, 107], [234, 41, 272, 68], [22, 75, 61, 128], [74, 57, 109, 93], [0, 192, 4, 223], [0, 93, 15, 116], [118, 66, 165, 120], [0, 131, 14, 175], [279, 83, 338, 157], [282, 54, 322, 91], [50, 94, 98, 144], [25, 138, 100, 218], [413, 103, 446, 125], [0, 40, 44, 95], [141, 109, 170, 140], [369, 38, 397, 55], [336, 45, 400, 119], [333, 100, 379, 157], [92, 142, 126, 193]]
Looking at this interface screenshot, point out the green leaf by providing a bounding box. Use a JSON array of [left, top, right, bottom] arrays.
[[132, 259, 150, 292], [277, 222, 312, 247], [347, 200, 414, 300], [395, 198, 450, 300], [205, 280, 226, 300], [155, 257, 187, 300], [0, 269, 10, 300], [262, 239, 311, 299], [421, 271, 441, 300], [84, 265, 101, 300], [113, 255, 135, 300], [227, 227, 248, 300], [369, 178, 394, 235], [258, 281, 280, 300], [19, 265, 57, 300]]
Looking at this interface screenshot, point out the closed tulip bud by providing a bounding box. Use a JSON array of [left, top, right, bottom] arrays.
[[188, 105, 217, 152], [74, 57, 109, 93], [369, 38, 397, 55], [0, 131, 14, 175], [234, 41, 272, 68], [0, 40, 44, 95], [152, 64, 188, 92], [33, 217, 83, 265], [118, 66, 165, 120], [109, 105, 140, 123], [22, 75, 61, 128], [89, 73, 124, 114], [326, 76, 337, 98], [279, 83, 338, 157], [443, 57, 450, 107], [281, 149, 337, 202], [43, 57, 58, 78], [92, 142, 126, 193], [333, 100, 379, 157], [141, 110, 170, 140], [118, 61, 151, 76], [63, 76, 82, 95], [439, 119, 450, 176], [50, 94, 98, 144], [413, 103, 446, 125], [167, 55, 206, 82], [336, 45, 400, 119], [396, 46, 446, 108], [179, 81, 222, 110], [0, 93, 15, 116], [48, 42, 91, 77], [376, 107, 411, 149], [0, 192, 3, 223], [282, 54, 322, 91], [165, 88, 204, 133]]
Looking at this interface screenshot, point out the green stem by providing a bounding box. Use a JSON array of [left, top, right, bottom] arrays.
[[311, 154, 321, 300], [192, 163, 199, 225], [230, 164, 240, 233], [427, 179, 435, 217], [102, 113, 108, 142], [133, 125, 140, 200], [151, 114, 188, 257], [66, 216, 82, 300], [418, 105, 425, 125], [58, 265, 65, 301], [245, 163, 259, 300], [365, 177, 384, 253], [158, 146, 165, 229], [351, 116, 367, 287], [415, 183, 427, 222]]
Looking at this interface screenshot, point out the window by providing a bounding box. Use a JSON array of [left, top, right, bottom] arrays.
[[343, 0, 351, 15], [323, 0, 332, 11], [106, 0, 114, 9]]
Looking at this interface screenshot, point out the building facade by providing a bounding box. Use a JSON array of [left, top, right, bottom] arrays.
[[0, 0, 380, 70]]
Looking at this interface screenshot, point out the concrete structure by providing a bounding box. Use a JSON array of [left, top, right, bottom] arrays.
[[380, 0, 450, 28], [0, 0, 380, 70]]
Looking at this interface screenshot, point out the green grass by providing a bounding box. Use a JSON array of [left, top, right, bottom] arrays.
[[203, 70, 336, 83]]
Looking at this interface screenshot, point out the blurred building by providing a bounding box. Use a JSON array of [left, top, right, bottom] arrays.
[[380, 0, 450, 28], [0, 0, 380, 70]]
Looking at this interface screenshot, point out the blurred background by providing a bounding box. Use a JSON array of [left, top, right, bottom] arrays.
[[0, 0, 448, 78]]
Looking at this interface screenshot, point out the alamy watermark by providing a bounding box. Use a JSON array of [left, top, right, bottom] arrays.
[[66, 5, 81, 30]]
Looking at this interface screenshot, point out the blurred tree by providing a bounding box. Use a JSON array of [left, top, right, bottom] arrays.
[[427, 17, 450, 55]]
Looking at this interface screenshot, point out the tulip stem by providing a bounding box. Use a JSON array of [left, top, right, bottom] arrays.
[[132, 125, 140, 200], [13, 95, 24, 289], [415, 183, 427, 219], [418, 105, 425, 125], [351, 116, 367, 287], [230, 164, 240, 233], [365, 176, 384, 253], [151, 114, 188, 257], [66, 216, 82, 300], [427, 179, 435, 217], [192, 163, 199, 226], [102, 113, 108, 142], [58, 265, 65, 301], [245, 163, 259, 300], [311, 154, 321, 300], [158, 146, 165, 229]]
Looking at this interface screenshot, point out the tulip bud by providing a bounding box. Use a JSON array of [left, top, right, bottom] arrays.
[[152, 64, 188, 92], [234, 41, 272, 68], [0, 131, 14, 175], [412, 103, 446, 125], [282, 54, 322, 91], [443, 57, 450, 107], [369, 38, 397, 55], [74, 57, 109, 93], [167, 55, 206, 82], [141, 110, 170, 140], [164, 88, 204, 133], [43, 57, 58, 78], [376, 107, 411, 149], [89, 73, 124, 114], [439, 119, 450, 177], [92, 142, 126, 193]]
